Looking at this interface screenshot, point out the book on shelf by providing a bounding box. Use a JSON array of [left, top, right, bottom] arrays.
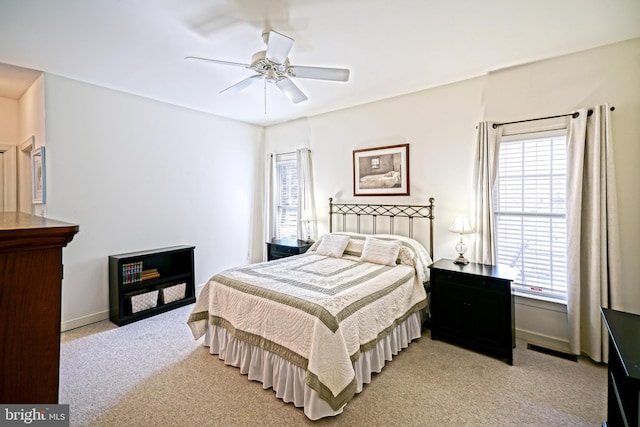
[[122, 262, 160, 285], [140, 269, 160, 280], [122, 261, 143, 285]]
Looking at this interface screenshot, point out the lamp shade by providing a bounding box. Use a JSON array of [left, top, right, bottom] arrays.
[[301, 209, 315, 222], [449, 216, 474, 234]]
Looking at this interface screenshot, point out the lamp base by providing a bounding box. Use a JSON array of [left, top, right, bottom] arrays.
[[453, 255, 469, 265]]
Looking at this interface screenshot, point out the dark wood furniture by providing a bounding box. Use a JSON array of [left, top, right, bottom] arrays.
[[109, 245, 195, 326], [429, 258, 516, 365], [0, 212, 78, 404], [601, 308, 640, 427], [266, 238, 312, 261]]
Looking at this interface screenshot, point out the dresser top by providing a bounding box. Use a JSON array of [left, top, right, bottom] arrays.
[[0, 212, 79, 252], [429, 258, 518, 282], [602, 308, 640, 383], [0, 212, 77, 230]]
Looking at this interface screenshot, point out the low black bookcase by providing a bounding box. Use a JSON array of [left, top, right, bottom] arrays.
[[109, 245, 196, 326]]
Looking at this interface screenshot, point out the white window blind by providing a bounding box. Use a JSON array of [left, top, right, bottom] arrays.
[[275, 153, 298, 239], [493, 131, 568, 300]]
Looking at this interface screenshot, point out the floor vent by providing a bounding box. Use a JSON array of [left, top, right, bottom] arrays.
[[527, 344, 578, 362]]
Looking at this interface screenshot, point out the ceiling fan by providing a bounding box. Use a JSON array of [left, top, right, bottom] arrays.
[[185, 30, 350, 105]]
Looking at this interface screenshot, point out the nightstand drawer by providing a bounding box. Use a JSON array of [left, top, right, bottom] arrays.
[[270, 245, 298, 256], [432, 269, 508, 292], [266, 239, 313, 261]]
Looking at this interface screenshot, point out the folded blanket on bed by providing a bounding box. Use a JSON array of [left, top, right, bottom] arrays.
[[187, 253, 427, 411]]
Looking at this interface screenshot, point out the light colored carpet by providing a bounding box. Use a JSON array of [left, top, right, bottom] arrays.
[[60, 304, 607, 426]]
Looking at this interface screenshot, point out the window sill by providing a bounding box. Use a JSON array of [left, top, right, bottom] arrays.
[[512, 289, 567, 306]]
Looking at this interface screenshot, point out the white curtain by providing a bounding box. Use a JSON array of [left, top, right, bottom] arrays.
[[472, 121, 502, 265], [566, 104, 621, 362], [263, 153, 277, 261], [296, 148, 317, 241]]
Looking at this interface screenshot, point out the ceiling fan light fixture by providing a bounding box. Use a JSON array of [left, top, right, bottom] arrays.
[[185, 30, 351, 107], [265, 67, 278, 81]]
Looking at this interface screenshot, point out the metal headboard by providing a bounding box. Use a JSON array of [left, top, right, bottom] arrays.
[[329, 197, 436, 258]]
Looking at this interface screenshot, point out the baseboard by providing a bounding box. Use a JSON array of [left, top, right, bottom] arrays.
[[516, 327, 571, 355], [61, 310, 110, 332], [527, 343, 577, 362], [61, 285, 205, 332]]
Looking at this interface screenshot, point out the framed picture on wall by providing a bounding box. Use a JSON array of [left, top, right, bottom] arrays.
[[31, 146, 46, 204], [353, 144, 409, 196]]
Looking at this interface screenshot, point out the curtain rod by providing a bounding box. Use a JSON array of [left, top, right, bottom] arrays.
[[492, 106, 615, 129]]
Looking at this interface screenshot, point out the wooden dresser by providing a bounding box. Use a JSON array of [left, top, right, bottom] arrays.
[[0, 212, 78, 403]]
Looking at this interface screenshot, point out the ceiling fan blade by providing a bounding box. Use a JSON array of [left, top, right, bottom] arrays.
[[288, 65, 350, 82], [220, 75, 263, 94], [185, 56, 251, 69], [275, 77, 308, 104], [265, 30, 294, 64]]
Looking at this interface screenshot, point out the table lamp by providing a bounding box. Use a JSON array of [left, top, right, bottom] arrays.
[[301, 209, 315, 242], [449, 216, 474, 264]]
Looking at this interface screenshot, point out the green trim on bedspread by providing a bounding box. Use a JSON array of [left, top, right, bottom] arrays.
[[212, 273, 341, 333], [352, 298, 428, 362], [335, 270, 414, 322], [188, 304, 425, 411], [235, 256, 395, 296], [187, 254, 428, 412], [208, 315, 310, 370]]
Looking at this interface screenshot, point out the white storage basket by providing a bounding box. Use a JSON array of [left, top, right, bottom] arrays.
[[162, 283, 186, 304], [129, 290, 159, 313]]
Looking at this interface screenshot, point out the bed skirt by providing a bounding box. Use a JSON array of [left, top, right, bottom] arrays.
[[203, 311, 424, 420]]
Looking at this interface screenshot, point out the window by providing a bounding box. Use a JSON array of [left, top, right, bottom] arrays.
[[493, 130, 568, 300], [275, 153, 298, 239]]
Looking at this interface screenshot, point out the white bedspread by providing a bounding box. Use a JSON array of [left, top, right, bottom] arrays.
[[188, 252, 427, 411]]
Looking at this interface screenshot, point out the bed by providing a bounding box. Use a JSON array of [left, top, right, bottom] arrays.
[[359, 170, 401, 188], [187, 197, 435, 420]]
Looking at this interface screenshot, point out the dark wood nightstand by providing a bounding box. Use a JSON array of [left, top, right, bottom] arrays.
[[429, 258, 517, 365], [266, 238, 313, 261], [601, 308, 640, 427]]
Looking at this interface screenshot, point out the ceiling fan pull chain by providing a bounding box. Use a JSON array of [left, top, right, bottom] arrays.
[[264, 78, 267, 114]]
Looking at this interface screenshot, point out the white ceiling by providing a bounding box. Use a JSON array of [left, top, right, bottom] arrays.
[[0, 0, 639, 126]]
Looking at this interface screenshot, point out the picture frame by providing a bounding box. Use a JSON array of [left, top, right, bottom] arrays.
[[353, 143, 409, 196], [31, 146, 46, 204]]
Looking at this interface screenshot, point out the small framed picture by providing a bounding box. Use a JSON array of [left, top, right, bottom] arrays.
[[31, 146, 46, 204], [353, 144, 409, 196]]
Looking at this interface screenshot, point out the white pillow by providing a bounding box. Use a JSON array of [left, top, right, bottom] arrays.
[[314, 234, 351, 258], [359, 237, 402, 266]]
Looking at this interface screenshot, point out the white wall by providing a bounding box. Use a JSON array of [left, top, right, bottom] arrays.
[[43, 74, 262, 330], [265, 76, 484, 259], [264, 37, 640, 352], [18, 74, 45, 214], [483, 37, 640, 314], [18, 74, 45, 147], [0, 97, 19, 211], [12, 37, 638, 343], [0, 75, 45, 214], [0, 96, 18, 142]]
